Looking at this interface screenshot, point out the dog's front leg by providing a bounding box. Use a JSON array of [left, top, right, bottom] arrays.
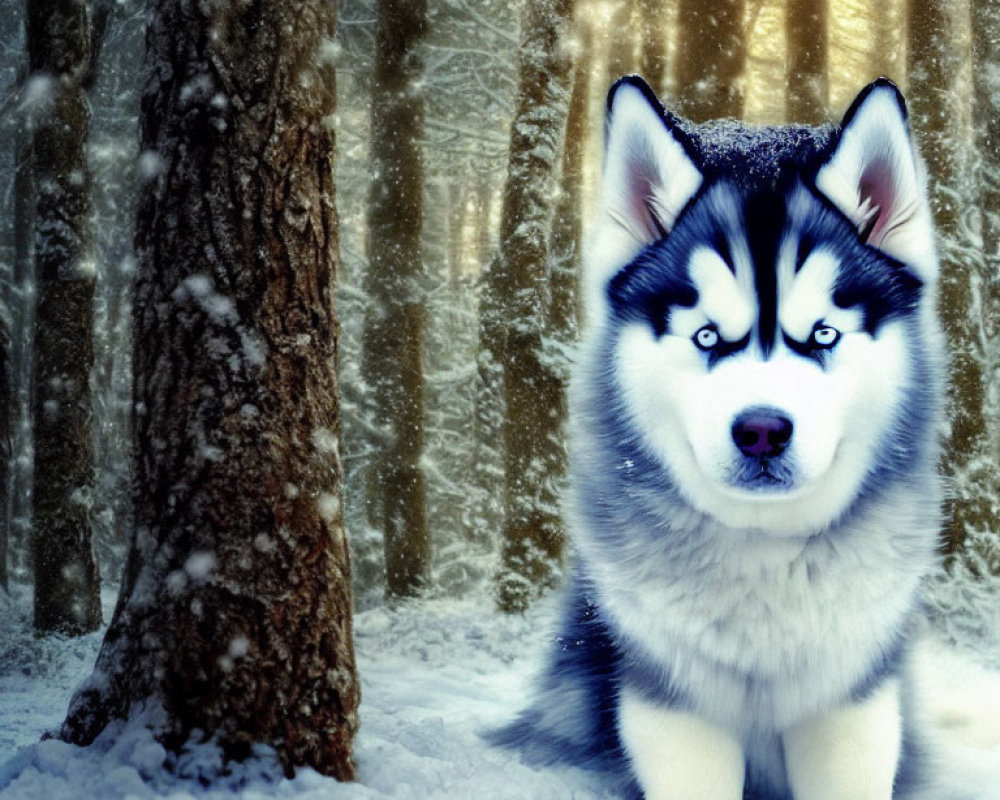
[[618, 687, 745, 800], [783, 679, 902, 800]]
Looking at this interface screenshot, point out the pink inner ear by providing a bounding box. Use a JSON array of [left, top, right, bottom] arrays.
[[858, 160, 896, 245], [627, 165, 669, 242]]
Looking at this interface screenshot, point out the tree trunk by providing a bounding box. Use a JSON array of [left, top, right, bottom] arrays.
[[27, 0, 102, 636], [605, 0, 636, 85], [637, 0, 669, 95], [909, 0, 992, 562], [785, 0, 828, 124], [0, 318, 8, 592], [550, 15, 590, 345], [362, 0, 429, 598], [485, 0, 576, 613], [964, 0, 1000, 575], [7, 100, 36, 575], [675, 0, 746, 121], [59, 0, 360, 780]]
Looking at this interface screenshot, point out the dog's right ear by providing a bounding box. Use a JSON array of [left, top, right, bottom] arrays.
[[601, 76, 702, 246], [584, 77, 702, 322]]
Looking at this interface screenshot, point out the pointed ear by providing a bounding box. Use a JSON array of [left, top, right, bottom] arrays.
[[583, 77, 703, 322], [601, 76, 702, 245], [815, 78, 937, 282]]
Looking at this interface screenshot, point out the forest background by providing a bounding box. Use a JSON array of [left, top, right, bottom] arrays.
[[0, 0, 999, 792]]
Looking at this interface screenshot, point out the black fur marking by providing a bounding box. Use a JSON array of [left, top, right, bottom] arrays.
[[746, 192, 786, 356], [607, 242, 698, 337]]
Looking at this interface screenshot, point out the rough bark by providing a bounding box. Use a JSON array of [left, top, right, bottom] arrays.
[[362, 0, 429, 598], [786, 0, 828, 124], [27, 0, 102, 635], [675, 0, 746, 121], [484, 0, 576, 613], [909, 0, 992, 562], [59, 0, 359, 780]]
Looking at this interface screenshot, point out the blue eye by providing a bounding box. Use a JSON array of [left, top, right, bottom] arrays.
[[809, 325, 840, 349], [693, 325, 719, 351]]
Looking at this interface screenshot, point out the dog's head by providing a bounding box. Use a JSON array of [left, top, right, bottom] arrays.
[[583, 77, 940, 534]]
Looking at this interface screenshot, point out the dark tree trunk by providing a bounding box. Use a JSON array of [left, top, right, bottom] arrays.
[[27, 0, 102, 636], [785, 0, 828, 124], [59, 0, 360, 779], [675, 0, 745, 121], [909, 0, 992, 562], [484, 0, 576, 613], [362, 0, 429, 598]]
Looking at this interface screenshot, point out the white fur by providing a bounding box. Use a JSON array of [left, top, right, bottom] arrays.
[[574, 471, 937, 736], [784, 679, 902, 800], [619, 689, 745, 800], [612, 297, 910, 535]]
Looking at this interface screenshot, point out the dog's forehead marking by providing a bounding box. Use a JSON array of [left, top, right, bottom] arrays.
[[686, 246, 755, 339], [779, 248, 863, 340]]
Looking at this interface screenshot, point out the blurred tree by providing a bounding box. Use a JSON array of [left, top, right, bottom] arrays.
[[637, 0, 669, 95], [605, 0, 637, 85], [59, 0, 360, 778], [786, 0, 828, 123], [483, 0, 577, 612], [675, 0, 745, 121], [27, 0, 102, 636], [362, 0, 429, 598], [909, 0, 993, 565]]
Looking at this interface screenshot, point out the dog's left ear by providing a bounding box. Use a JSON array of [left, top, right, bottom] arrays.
[[815, 78, 937, 282]]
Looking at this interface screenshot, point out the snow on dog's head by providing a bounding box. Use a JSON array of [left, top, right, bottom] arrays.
[[578, 76, 940, 535]]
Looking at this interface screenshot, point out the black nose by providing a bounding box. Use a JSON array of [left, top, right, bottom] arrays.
[[731, 409, 793, 458]]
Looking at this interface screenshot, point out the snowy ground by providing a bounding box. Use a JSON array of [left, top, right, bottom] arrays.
[[0, 585, 619, 800], [2, 583, 1000, 800]]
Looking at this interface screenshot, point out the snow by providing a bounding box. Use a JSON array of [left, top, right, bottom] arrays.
[[3, 584, 1000, 799], [0, 587, 617, 800]]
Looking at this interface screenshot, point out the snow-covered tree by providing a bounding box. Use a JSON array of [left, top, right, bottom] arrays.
[[482, 0, 577, 612], [908, 0, 996, 565], [27, 0, 102, 636], [58, 0, 360, 778]]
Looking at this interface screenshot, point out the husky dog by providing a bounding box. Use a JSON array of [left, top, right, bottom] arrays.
[[498, 77, 947, 800]]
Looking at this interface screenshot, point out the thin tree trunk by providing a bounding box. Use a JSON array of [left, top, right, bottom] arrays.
[[362, 0, 429, 598], [27, 0, 101, 636], [786, 0, 828, 124], [675, 0, 746, 121], [909, 0, 991, 562], [485, 0, 577, 613], [59, 0, 359, 779]]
